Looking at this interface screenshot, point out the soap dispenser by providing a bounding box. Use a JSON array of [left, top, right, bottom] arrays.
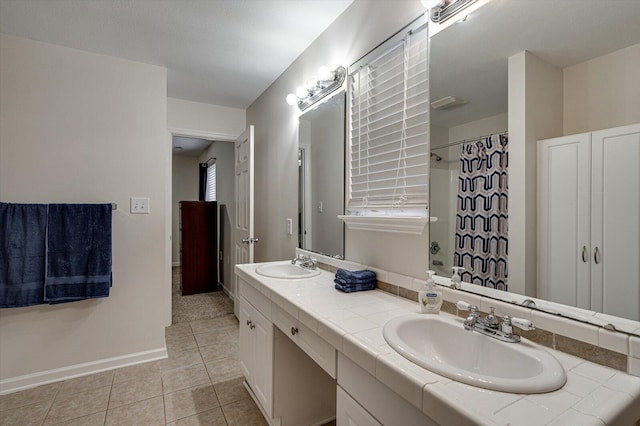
[[451, 267, 465, 289], [419, 270, 442, 314]]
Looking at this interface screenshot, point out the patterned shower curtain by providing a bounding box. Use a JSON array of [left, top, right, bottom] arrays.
[[454, 134, 508, 290]]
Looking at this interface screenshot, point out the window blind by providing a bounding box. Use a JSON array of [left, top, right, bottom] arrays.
[[347, 18, 429, 213], [206, 162, 217, 201]]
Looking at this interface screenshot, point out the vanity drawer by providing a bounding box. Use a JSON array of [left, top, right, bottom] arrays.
[[239, 277, 271, 319], [274, 305, 337, 378]]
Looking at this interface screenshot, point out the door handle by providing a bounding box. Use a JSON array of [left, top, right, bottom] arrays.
[[581, 246, 588, 263], [242, 238, 259, 244], [594, 246, 601, 264]]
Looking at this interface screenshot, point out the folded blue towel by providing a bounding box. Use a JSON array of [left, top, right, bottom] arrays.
[[334, 276, 376, 286], [334, 281, 376, 293], [0, 203, 48, 307], [336, 268, 376, 282], [44, 204, 112, 303]]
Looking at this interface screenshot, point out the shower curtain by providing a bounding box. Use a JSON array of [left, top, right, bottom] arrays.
[[454, 134, 508, 290]]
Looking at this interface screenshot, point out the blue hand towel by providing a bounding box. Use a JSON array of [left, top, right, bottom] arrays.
[[336, 268, 376, 282], [44, 204, 112, 303], [0, 203, 48, 307], [334, 281, 376, 293], [334, 276, 376, 286]]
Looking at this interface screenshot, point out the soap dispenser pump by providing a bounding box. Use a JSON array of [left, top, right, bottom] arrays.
[[419, 270, 442, 314], [451, 267, 465, 289]]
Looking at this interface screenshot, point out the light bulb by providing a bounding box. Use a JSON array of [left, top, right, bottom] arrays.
[[286, 93, 298, 106], [306, 79, 318, 90], [296, 86, 307, 98], [421, 0, 442, 9], [317, 66, 333, 81]]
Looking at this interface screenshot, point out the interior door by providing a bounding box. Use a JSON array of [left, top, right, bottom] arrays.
[[234, 125, 255, 316]]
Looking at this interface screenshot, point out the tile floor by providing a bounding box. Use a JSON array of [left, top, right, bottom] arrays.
[[0, 270, 268, 425]]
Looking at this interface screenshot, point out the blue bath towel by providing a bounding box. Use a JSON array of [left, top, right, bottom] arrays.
[[334, 276, 376, 286], [336, 268, 376, 283], [44, 204, 112, 303], [0, 203, 48, 307], [334, 281, 376, 293]]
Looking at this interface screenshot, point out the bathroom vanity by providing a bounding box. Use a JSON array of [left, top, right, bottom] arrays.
[[236, 261, 640, 426]]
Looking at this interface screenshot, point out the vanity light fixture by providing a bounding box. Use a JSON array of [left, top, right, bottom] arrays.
[[286, 65, 346, 112], [426, 0, 480, 23]]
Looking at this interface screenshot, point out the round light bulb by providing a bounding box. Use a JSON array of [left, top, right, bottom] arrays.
[[296, 86, 307, 98], [420, 0, 441, 9], [286, 93, 298, 106], [317, 66, 333, 81]]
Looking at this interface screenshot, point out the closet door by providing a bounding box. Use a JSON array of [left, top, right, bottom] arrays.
[[591, 123, 640, 320], [538, 133, 591, 309]]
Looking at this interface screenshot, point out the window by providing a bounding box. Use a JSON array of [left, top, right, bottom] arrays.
[[205, 162, 216, 201], [347, 16, 429, 217]]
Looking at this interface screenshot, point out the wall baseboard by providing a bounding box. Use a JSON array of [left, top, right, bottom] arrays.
[[0, 347, 168, 395]]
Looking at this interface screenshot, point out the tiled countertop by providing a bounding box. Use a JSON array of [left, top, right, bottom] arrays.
[[236, 262, 640, 426]]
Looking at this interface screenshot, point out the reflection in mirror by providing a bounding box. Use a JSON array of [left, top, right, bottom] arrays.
[[298, 91, 345, 258], [428, 0, 640, 328]]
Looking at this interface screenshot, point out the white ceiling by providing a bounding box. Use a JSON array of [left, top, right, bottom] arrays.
[[172, 136, 212, 157], [430, 0, 640, 131], [0, 0, 353, 109]]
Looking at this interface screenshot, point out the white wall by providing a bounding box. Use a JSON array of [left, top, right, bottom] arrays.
[[168, 97, 246, 139], [564, 42, 640, 135], [508, 51, 563, 296], [199, 141, 235, 290], [247, 0, 426, 277], [0, 34, 169, 388], [171, 155, 200, 265]]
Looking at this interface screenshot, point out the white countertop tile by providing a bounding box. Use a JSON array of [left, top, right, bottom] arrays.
[[494, 398, 559, 425], [562, 372, 603, 398], [571, 362, 617, 384], [572, 386, 634, 424], [546, 408, 605, 426], [375, 352, 440, 409]]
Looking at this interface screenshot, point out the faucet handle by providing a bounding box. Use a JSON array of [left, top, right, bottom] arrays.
[[456, 301, 478, 314], [510, 317, 535, 331]]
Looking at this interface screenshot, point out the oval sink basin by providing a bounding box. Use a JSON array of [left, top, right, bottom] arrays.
[[383, 314, 566, 393], [255, 263, 321, 279]]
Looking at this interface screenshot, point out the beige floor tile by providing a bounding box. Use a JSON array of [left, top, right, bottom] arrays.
[[166, 333, 198, 353], [213, 377, 250, 406], [205, 356, 243, 385], [166, 322, 194, 339], [109, 374, 163, 409], [162, 364, 211, 394], [190, 315, 238, 335], [221, 397, 267, 426], [166, 407, 227, 426], [164, 384, 220, 423], [57, 370, 114, 397], [0, 401, 51, 426], [158, 347, 204, 372], [49, 411, 106, 426], [193, 328, 235, 348], [112, 360, 161, 384], [0, 382, 60, 412], [199, 340, 239, 363], [105, 395, 165, 426], [44, 385, 110, 425]]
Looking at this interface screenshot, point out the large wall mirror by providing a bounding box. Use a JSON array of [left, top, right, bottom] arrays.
[[298, 91, 345, 258], [429, 0, 640, 331]]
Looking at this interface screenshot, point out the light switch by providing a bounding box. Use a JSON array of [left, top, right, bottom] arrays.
[[317, 201, 323, 213], [286, 218, 293, 235], [130, 197, 150, 214]]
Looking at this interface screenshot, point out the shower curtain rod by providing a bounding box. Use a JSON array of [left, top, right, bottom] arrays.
[[432, 130, 508, 150]]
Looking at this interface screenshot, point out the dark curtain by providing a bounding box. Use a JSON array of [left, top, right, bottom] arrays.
[[198, 163, 208, 201]]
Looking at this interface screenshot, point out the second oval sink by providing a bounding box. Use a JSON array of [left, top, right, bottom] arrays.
[[383, 314, 566, 393], [255, 263, 321, 279]]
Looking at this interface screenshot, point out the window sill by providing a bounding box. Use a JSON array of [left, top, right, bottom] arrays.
[[338, 215, 428, 235]]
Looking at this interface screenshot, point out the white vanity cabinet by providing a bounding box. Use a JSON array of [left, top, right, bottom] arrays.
[[538, 123, 640, 320], [238, 278, 274, 417]]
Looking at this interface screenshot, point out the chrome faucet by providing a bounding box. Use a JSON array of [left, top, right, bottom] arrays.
[[457, 301, 535, 343], [291, 254, 317, 270]]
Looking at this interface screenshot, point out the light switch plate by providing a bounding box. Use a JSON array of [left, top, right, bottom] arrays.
[[130, 197, 150, 214], [286, 218, 293, 235]]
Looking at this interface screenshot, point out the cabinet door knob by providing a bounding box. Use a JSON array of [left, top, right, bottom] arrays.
[[291, 327, 298, 336], [246, 320, 253, 327], [582, 246, 588, 263]]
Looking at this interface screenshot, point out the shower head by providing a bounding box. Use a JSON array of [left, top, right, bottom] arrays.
[[430, 152, 443, 162]]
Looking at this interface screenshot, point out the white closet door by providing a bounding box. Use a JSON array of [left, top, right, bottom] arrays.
[[538, 133, 591, 309], [591, 123, 640, 320]]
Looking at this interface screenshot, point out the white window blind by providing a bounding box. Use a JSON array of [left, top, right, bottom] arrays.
[[347, 18, 429, 214], [206, 162, 216, 201]]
